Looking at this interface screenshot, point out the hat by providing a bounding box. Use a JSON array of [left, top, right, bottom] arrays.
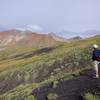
[[93, 44, 98, 49]]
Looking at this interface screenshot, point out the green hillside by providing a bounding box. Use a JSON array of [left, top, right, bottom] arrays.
[[0, 35, 100, 100]]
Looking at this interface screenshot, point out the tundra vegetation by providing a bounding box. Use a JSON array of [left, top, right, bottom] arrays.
[[0, 35, 100, 100]]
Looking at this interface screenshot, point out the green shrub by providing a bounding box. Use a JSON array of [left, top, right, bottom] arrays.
[[47, 93, 58, 100], [25, 95, 36, 100], [85, 93, 100, 100]]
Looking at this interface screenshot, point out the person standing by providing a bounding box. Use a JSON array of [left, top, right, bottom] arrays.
[[92, 44, 100, 78]]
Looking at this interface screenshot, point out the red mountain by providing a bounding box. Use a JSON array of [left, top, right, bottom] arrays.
[[0, 29, 58, 48]]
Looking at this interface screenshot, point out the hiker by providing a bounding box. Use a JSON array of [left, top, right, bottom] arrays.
[[92, 44, 100, 78]]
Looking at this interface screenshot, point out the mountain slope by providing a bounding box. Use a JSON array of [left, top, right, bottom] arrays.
[[0, 29, 58, 49], [0, 35, 100, 100]]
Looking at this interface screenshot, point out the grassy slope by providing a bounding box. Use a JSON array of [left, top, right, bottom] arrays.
[[0, 35, 100, 100]]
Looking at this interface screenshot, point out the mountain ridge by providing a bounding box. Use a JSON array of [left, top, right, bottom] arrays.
[[0, 29, 83, 50], [0, 29, 58, 48]]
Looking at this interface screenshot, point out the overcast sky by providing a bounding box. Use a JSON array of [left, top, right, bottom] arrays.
[[0, 0, 100, 33]]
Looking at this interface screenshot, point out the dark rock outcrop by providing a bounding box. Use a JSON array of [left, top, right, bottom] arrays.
[[32, 69, 100, 100]]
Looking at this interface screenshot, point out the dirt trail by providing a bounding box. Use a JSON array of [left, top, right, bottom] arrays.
[[32, 69, 100, 100]]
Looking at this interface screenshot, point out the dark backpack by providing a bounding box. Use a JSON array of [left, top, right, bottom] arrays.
[[95, 50, 100, 61]]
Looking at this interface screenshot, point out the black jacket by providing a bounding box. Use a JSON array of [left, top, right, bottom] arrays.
[[92, 49, 100, 61]]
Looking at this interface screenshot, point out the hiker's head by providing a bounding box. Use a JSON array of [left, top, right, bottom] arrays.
[[93, 44, 98, 49]]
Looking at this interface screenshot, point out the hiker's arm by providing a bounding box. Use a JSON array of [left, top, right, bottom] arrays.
[[92, 51, 95, 61]]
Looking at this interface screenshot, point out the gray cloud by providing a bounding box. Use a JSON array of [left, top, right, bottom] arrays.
[[0, 0, 100, 33]]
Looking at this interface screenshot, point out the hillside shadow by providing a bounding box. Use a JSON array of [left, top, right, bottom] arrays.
[[9, 47, 55, 60], [22, 47, 55, 59]]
